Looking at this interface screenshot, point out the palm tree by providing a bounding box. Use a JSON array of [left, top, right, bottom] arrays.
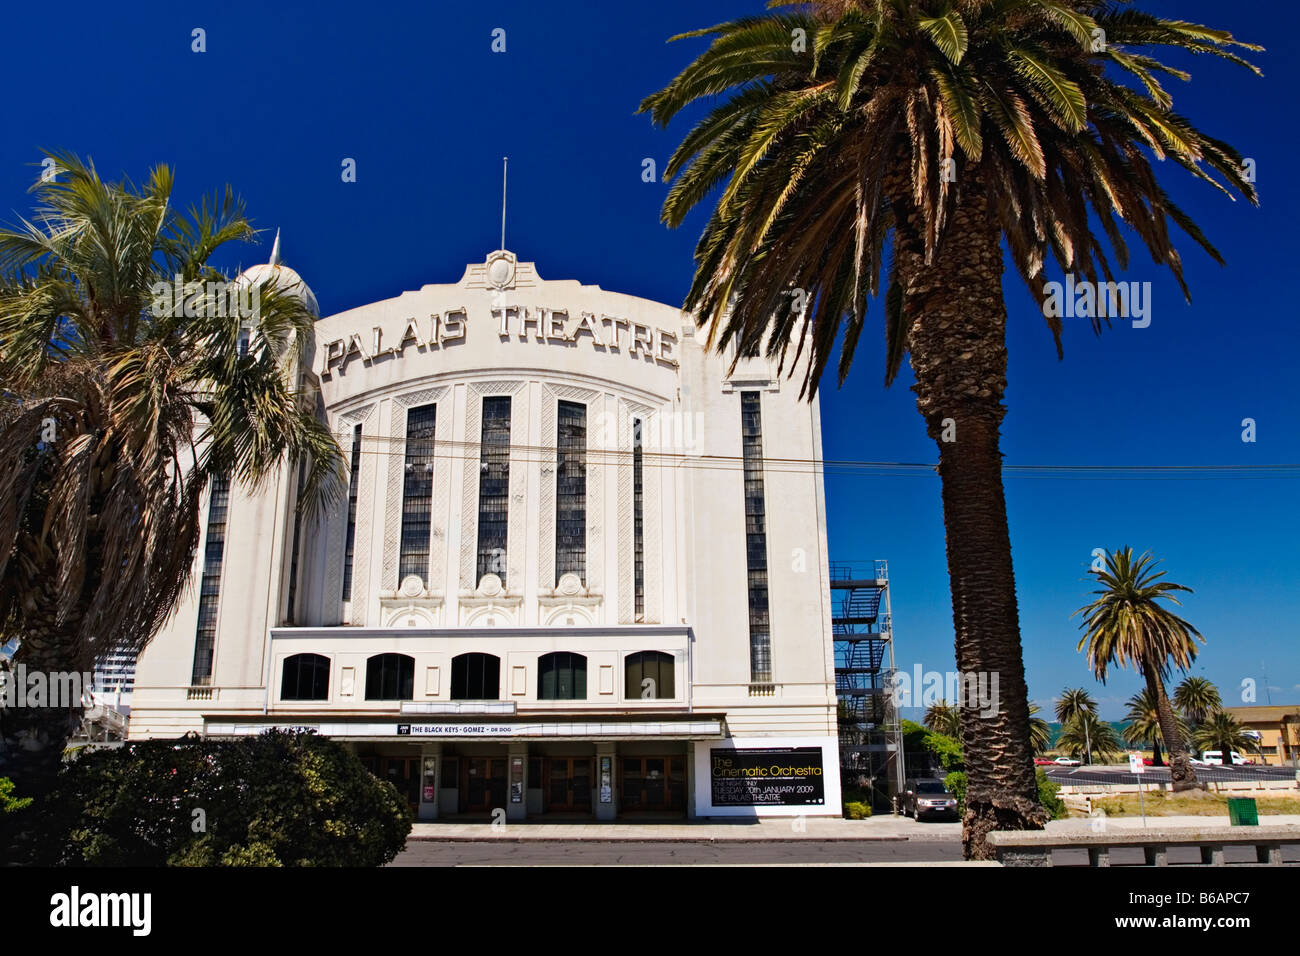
[[0, 153, 344, 804], [1122, 688, 1189, 767], [923, 701, 961, 738], [1174, 676, 1222, 726], [1074, 548, 1205, 791], [1027, 703, 1050, 755], [1191, 711, 1260, 759], [639, 2, 1258, 858], [1056, 710, 1122, 763], [1055, 687, 1097, 726]]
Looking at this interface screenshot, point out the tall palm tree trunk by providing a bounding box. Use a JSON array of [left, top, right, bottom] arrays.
[[0, 618, 85, 862], [894, 165, 1046, 859], [1152, 738, 1164, 766], [1144, 657, 1197, 791]]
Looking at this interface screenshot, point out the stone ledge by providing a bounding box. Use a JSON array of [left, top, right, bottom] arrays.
[[988, 824, 1300, 848]]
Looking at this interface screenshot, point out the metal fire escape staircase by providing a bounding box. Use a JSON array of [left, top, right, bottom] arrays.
[[832, 560, 904, 808]]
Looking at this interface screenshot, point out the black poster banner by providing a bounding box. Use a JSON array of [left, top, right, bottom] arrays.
[[709, 747, 825, 806]]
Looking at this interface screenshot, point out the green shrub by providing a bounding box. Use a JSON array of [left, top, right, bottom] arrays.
[[1036, 768, 1068, 820], [841, 786, 872, 804], [944, 771, 967, 813], [843, 801, 872, 820], [38, 729, 411, 866], [943, 769, 1066, 821], [0, 777, 31, 814], [924, 731, 965, 771]]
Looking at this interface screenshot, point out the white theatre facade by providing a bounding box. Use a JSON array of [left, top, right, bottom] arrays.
[[129, 248, 842, 820]]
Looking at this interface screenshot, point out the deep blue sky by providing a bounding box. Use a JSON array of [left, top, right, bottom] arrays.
[[3, 1, 1295, 718]]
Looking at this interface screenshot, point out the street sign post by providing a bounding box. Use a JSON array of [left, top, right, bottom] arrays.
[[1129, 752, 1147, 826]]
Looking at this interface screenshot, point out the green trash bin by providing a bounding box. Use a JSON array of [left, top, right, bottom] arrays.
[[1228, 797, 1259, 826]]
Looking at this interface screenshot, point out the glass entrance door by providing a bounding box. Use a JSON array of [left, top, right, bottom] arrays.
[[381, 757, 420, 813], [462, 757, 507, 813], [545, 757, 592, 812], [620, 756, 686, 813]]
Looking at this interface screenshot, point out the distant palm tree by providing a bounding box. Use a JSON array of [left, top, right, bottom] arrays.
[[639, 0, 1258, 861], [1027, 703, 1050, 755], [1192, 712, 1260, 759], [0, 153, 344, 804], [1122, 689, 1189, 767], [1174, 676, 1222, 726], [1074, 548, 1205, 790], [1057, 710, 1122, 764], [924, 702, 961, 738], [1055, 688, 1097, 726]]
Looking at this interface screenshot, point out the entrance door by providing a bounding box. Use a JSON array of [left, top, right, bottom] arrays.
[[620, 756, 686, 813], [462, 757, 507, 813], [381, 757, 420, 813], [545, 757, 592, 812]]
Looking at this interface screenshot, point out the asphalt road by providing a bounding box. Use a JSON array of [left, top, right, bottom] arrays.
[[1042, 763, 1297, 786], [392, 838, 964, 866]]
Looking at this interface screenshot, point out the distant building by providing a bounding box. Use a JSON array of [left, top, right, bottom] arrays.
[[1222, 705, 1300, 766], [91, 648, 138, 714]]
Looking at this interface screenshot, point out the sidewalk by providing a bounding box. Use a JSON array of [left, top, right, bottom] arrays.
[[409, 815, 960, 842], [408, 813, 1300, 842]]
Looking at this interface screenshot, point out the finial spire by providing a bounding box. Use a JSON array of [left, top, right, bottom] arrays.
[[269, 228, 282, 266], [500, 157, 508, 251]]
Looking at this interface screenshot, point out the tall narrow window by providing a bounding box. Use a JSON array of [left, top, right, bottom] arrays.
[[341, 424, 362, 602], [741, 392, 771, 683], [555, 400, 587, 583], [632, 418, 645, 620], [399, 404, 437, 583], [191, 475, 231, 686], [476, 397, 511, 585], [286, 458, 306, 624]]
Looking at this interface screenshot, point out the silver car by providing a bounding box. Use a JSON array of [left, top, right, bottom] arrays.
[[901, 778, 959, 819]]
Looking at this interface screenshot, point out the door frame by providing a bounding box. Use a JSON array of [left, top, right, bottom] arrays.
[[379, 755, 421, 813], [618, 754, 687, 815], [542, 755, 594, 814], [459, 755, 508, 814]]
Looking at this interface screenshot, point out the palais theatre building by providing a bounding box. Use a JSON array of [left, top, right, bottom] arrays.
[[129, 248, 842, 820]]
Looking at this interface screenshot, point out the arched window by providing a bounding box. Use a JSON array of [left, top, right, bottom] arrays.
[[365, 653, 415, 701], [538, 652, 587, 701], [625, 651, 674, 700], [451, 653, 500, 700], [281, 653, 330, 701]]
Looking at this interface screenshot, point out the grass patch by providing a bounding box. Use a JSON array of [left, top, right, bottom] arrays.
[[1083, 790, 1300, 817]]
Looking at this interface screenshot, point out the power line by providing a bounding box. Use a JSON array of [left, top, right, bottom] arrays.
[[331, 434, 1300, 480]]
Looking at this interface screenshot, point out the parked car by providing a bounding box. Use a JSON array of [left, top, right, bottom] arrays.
[[1200, 750, 1246, 766], [900, 779, 959, 820], [1033, 757, 1056, 766], [1054, 756, 1082, 766]]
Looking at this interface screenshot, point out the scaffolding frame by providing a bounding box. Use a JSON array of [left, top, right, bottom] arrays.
[[831, 559, 904, 812]]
